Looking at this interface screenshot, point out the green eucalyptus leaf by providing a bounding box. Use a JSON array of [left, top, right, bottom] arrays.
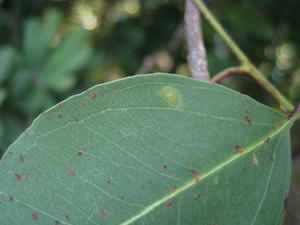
[[0, 74, 292, 225], [22, 11, 62, 65]]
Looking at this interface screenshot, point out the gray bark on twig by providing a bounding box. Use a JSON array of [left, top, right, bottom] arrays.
[[184, 0, 210, 81]]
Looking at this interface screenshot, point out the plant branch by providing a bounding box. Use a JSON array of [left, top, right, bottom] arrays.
[[184, 0, 210, 81], [212, 66, 250, 83], [193, 0, 295, 111]]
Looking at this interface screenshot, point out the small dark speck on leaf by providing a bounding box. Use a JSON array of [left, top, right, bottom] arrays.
[[65, 214, 71, 220], [140, 185, 145, 189], [193, 193, 201, 200], [91, 93, 97, 100], [8, 196, 14, 202], [244, 116, 252, 125], [191, 170, 198, 175], [19, 154, 24, 163], [81, 102, 87, 106], [269, 155, 275, 162], [76, 151, 83, 157], [67, 169, 76, 175], [8, 152, 13, 155], [163, 165, 168, 170], [57, 103, 63, 108], [166, 200, 173, 208], [264, 138, 270, 143], [234, 145, 243, 154], [32, 213, 38, 220], [15, 173, 21, 181], [56, 114, 63, 119], [107, 180, 112, 184], [100, 210, 107, 217]]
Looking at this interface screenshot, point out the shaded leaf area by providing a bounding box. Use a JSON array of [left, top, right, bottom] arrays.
[[0, 74, 291, 224]]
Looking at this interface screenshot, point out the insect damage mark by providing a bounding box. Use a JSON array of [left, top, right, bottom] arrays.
[[56, 114, 63, 119], [76, 151, 83, 157], [67, 169, 76, 175], [100, 210, 107, 217], [193, 193, 201, 200], [160, 86, 182, 107], [19, 154, 24, 163], [191, 170, 198, 175], [244, 116, 252, 125], [8, 196, 14, 202], [166, 199, 173, 208], [91, 93, 98, 100], [64, 214, 71, 220], [32, 213, 38, 220], [163, 165, 168, 170], [14, 173, 21, 181], [234, 145, 243, 154]]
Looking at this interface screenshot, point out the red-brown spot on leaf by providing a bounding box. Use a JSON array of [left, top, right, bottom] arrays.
[[19, 154, 24, 163], [15, 173, 21, 181], [191, 170, 198, 175], [244, 116, 252, 125], [100, 210, 107, 217], [163, 165, 168, 170], [234, 145, 243, 154], [57, 103, 63, 108], [8, 152, 13, 155], [67, 169, 76, 175], [32, 213, 38, 220], [56, 114, 63, 119], [76, 151, 83, 157], [264, 138, 270, 143], [140, 185, 145, 189], [64, 215, 71, 220], [193, 193, 201, 200], [166, 200, 173, 208], [91, 93, 97, 100], [8, 196, 14, 202]]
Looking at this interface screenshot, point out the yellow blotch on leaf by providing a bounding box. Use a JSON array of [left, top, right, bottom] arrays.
[[252, 154, 259, 166], [160, 86, 182, 107]]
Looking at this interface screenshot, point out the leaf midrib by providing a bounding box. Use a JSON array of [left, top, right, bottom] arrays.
[[120, 118, 292, 225]]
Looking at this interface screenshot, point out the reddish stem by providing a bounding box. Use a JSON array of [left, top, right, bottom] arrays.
[[212, 67, 250, 83]]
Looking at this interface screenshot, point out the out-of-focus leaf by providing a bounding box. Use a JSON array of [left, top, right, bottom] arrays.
[[23, 19, 41, 64], [23, 11, 61, 65], [0, 87, 7, 106], [11, 69, 32, 97], [0, 74, 293, 224], [0, 113, 25, 153], [0, 46, 16, 84], [21, 86, 55, 117], [42, 29, 91, 91]]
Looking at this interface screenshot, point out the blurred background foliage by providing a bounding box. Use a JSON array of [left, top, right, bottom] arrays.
[[0, 0, 300, 224]]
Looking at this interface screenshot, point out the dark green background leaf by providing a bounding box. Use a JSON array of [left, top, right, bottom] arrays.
[[0, 74, 292, 224]]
